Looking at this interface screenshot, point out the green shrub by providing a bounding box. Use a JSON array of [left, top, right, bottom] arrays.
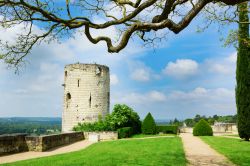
[[142, 113, 157, 134], [193, 119, 213, 136], [73, 121, 112, 132], [157, 125, 178, 134], [117, 127, 133, 139]]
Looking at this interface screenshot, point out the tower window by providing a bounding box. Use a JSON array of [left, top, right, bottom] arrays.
[[65, 71, 67, 77], [89, 93, 92, 108], [66, 93, 71, 108], [77, 79, 80, 87], [66, 93, 71, 101]]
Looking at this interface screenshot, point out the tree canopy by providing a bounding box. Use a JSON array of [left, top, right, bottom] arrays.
[[0, 0, 248, 67]]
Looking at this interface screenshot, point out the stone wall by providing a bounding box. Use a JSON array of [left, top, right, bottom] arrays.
[[25, 132, 84, 152], [84, 131, 118, 141], [0, 134, 28, 156], [62, 63, 110, 132]]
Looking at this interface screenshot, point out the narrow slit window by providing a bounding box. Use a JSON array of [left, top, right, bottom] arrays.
[[66, 93, 71, 108], [65, 71, 67, 77], [77, 79, 80, 87], [89, 93, 92, 108]]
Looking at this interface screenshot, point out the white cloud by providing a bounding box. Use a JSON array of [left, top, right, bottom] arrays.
[[110, 74, 119, 85], [114, 90, 167, 104], [209, 63, 232, 74], [163, 59, 199, 79], [169, 87, 234, 101], [131, 68, 150, 82], [206, 52, 236, 75], [148, 91, 167, 102]]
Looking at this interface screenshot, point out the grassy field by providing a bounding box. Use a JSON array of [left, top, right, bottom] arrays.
[[201, 137, 250, 166], [3, 137, 186, 166], [131, 134, 176, 138]]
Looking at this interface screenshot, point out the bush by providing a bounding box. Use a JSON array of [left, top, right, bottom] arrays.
[[157, 125, 178, 134], [193, 119, 213, 136], [73, 120, 112, 132], [142, 113, 157, 134], [117, 127, 133, 139]]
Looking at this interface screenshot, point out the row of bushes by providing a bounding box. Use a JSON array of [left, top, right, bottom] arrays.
[[157, 125, 178, 134], [117, 118, 213, 138]]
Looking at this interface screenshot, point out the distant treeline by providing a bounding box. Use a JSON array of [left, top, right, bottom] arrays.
[[168, 114, 237, 127], [0, 117, 61, 135]]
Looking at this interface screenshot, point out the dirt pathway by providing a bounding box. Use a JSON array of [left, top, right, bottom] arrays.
[[0, 140, 93, 164], [180, 133, 235, 166]]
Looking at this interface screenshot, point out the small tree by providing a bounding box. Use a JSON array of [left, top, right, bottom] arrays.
[[106, 104, 141, 134], [193, 119, 213, 136], [142, 112, 157, 135]]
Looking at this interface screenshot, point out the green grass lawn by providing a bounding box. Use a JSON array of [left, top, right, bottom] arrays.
[[3, 137, 186, 166], [201, 137, 250, 166], [131, 133, 176, 138]]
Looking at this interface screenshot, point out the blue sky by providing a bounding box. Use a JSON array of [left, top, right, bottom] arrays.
[[0, 6, 237, 120]]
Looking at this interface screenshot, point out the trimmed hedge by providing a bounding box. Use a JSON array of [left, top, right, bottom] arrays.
[[142, 113, 157, 134], [117, 127, 133, 139], [193, 119, 213, 136], [157, 125, 178, 134]]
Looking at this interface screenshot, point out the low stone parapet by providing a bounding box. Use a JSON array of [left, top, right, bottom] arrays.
[[25, 132, 84, 152], [0, 134, 28, 156], [84, 131, 118, 141]]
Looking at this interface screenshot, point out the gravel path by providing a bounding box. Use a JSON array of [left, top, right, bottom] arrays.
[[180, 133, 235, 166], [0, 140, 93, 164]]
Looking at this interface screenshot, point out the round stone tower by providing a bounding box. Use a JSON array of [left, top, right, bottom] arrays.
[[62, 63, 110, 132]]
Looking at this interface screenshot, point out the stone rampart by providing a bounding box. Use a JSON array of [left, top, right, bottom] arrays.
[[25, 132, 84, 152], [0, 134, 28, 156], [0, 132, 84, 155]]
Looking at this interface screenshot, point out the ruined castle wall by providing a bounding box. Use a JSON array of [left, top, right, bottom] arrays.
[[0, 134, 28, 156], [62, 64, 110, 132], [25, 132, 84, 152]]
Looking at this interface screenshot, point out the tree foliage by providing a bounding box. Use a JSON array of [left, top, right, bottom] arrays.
[[200, 2, 249, 47], [107, 104, 141, 133], [0, 0, 247, 68], [236, 2, 250, 141], [184, 114, 237, 127], [142, 112, 157, 134]]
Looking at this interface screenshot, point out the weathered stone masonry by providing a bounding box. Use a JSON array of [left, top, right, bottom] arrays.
[[62, 63, 110, 132]]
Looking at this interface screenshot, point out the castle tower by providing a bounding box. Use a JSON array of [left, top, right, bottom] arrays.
[[62, 63, 110, 132]]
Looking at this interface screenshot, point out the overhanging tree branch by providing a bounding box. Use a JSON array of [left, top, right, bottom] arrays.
[[0, 0, 248, 67]]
